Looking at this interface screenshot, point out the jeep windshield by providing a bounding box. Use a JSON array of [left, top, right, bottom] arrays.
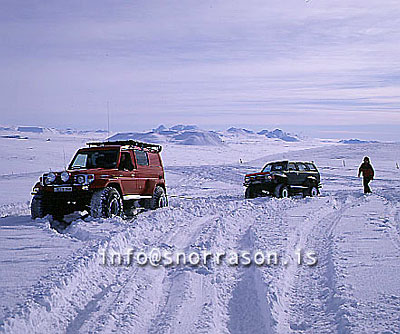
[[69, 149, 119, 169], [262, 162, 287, 173]]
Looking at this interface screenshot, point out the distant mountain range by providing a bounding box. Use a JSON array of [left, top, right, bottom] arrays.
[[339, 139, 379, 144], [109, 125, 301, 146], [0, 124, 303, 146], [226, 127, 299, 142], [0, 125, 108, 135], [109, 125, 223, 146]]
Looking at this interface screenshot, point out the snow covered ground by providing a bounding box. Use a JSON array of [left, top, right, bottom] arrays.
[[1, 130, 400, 333]]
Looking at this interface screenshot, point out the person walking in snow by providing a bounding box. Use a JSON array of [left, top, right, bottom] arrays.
[[358, 156, 374, 194]]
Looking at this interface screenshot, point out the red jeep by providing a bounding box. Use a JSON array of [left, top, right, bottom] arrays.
[[31, 140, 167, 220]]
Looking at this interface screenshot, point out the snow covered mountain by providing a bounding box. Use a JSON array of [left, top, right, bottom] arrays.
[[339, 138, 379, 144], [226, 127, 255, 135], [17, 126, 44, 133], [257, 128, 299, 142], [108, 125, 224, 146], [0, 125, 108, 137], [224, 127, 300, 142]]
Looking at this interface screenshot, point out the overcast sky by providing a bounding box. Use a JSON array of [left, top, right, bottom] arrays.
[[1, 0, 399, 140]]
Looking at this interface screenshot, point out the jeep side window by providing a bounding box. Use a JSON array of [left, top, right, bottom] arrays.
[[135, 150, 149, 166], [119, 152, 134, 171], [271, 162, 287, 171], [296, 163, 307, 171], [262, 164, 272, 173], [288, 163, 296, 171], [72, 154, 87, 169], [306, 163, 317, 171], [263, 162, 287, 172], [148, 152, 161, 167]]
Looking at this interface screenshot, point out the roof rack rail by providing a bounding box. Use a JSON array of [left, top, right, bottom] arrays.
[[86, 140, 162, 152]]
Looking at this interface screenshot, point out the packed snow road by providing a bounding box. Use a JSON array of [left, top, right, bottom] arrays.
[[1, 142, 400, 333]]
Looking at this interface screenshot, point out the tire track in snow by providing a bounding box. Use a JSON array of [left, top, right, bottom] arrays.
[[79, 214, 220, 334], [272, 194, 365, 333], [238, 196, 335, 333], [146, 199, 277, 334], [142, 195, 306, 334], [4, 197, 263, 333], [60, 200, 231, 334], [227, 227, 275, 334], [1, 202, 206, 333], [68, 197, 280, 333]]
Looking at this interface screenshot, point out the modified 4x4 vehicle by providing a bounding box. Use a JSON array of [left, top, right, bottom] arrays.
[[244, 160, 321, 199], [31, 140, 167, 220]]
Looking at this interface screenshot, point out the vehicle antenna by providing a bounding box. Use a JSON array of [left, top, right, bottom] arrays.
[[63, 146, 67, 170], [107, 101, 110, 139]]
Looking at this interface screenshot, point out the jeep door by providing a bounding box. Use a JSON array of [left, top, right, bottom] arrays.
[[295, 162, 309, 185], [133, 150, 157, 195], [118, 151, 137, 194], [305, 163, 320, 184], [286, 162, 300, 185]]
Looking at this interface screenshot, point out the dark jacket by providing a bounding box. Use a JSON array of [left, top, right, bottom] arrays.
[[358, 162, 374, 179]]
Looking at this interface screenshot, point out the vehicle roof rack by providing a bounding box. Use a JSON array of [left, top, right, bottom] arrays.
[[86, 140, 162, 153]]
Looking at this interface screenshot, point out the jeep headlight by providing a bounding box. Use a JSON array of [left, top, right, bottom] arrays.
[[265, 175, 272, 180], [45, 172, 56, 184], [61, 171, 70, 182]]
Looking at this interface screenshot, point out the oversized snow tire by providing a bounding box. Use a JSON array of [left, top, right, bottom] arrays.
[[306, 185, 319, 197], [245, 186, 256, 199], [274, 184, 289, 198], [149, 186, 167, 210], [90, 187, 123, 218], [31, 194, 46, 219]]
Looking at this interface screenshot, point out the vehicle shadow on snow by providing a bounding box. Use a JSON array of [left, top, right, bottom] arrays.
[[0, 214, 80, 234], [0, 215, 36, 227], [44, 206, 148, 234]]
